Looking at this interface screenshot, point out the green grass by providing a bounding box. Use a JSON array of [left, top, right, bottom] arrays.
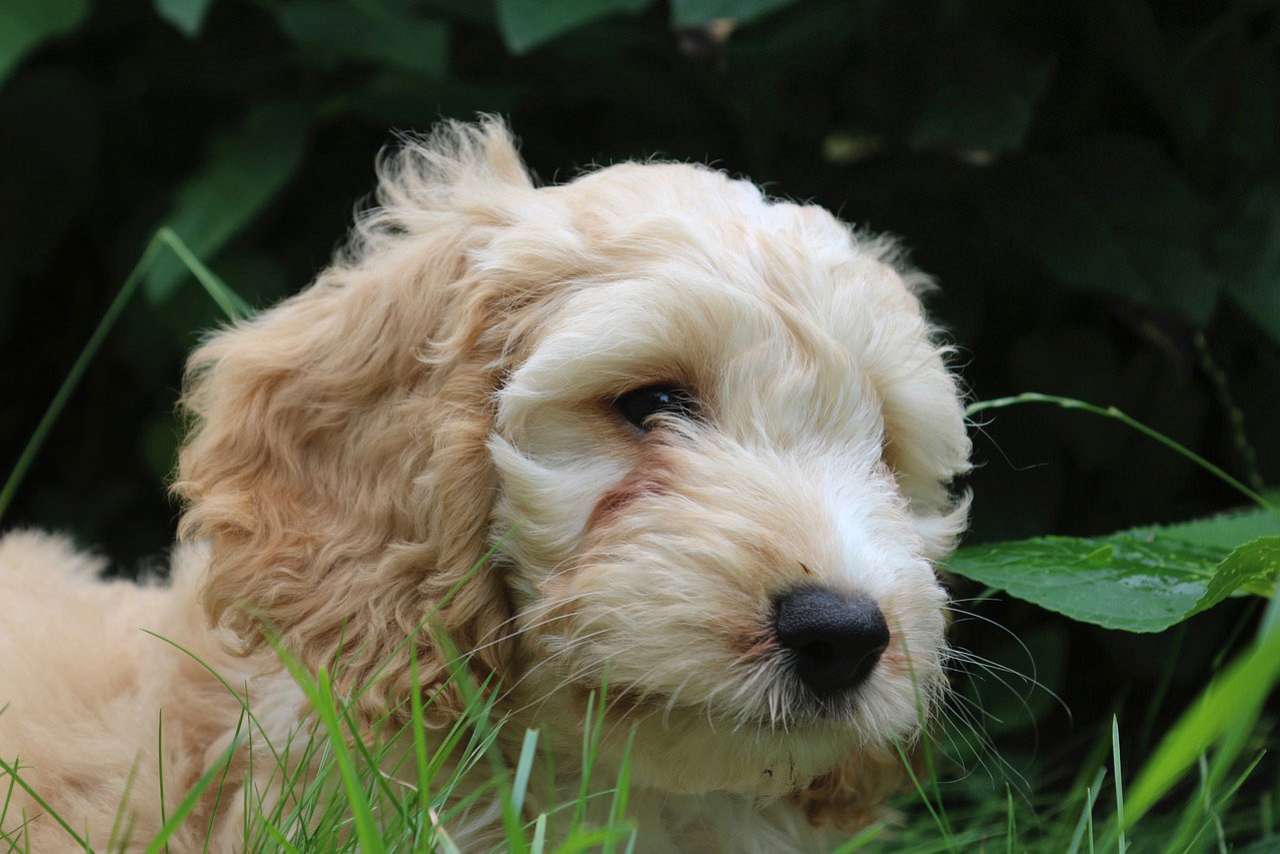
[[0, 231, 1277, 851], [2, 622, 1270, 851]]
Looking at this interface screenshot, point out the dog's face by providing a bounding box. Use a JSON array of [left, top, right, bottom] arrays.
[[485, 164, 970, 795], [176, 121, 969, 806]]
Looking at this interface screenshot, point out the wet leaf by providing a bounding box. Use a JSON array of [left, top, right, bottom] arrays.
[[948, 505, 1280, 633], [1129, 498, 1280, 551]]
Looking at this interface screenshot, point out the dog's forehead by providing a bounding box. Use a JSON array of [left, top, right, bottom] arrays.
[[548, 161, 921, 325], [493, 161, 935, 441]]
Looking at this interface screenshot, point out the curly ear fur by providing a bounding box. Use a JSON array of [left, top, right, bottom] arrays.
[[174, 118, 534, 720], [786, 748, 907, 833]]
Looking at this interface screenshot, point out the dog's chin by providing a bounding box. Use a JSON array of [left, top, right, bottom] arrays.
[[598, 699, 885, 797], [517, 669, 929, 798]]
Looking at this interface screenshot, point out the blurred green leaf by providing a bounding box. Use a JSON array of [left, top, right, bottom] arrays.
[[1216, 178, 1280, 344], [907, 37, 1055, 154], [670, 0, 795, 28], [988, 136, 1220, 322], [0, 68, 97, 294], [153, 0, 213, 37], [0, 0, 89, 84], [497, 0, 652, 54], [277, 0, 448, 77], [948, 520, 1280, 633], [145, 103, 310, 304]]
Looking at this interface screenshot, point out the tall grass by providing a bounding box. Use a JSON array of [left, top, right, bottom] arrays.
[[0, 231, 1276, 851]]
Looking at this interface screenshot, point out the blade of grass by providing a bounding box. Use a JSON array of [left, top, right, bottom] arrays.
[[426, 807, 463, 854], [0, 755, 16, 843], [904, 635, 954, 835], [202, 710, 247, 852], [894, 741, 955, 852], [602, 727, 636, 854], [408, 643, 431, 848], [512, 729, 539, 818], [157, 710, 168, 854], [0, 235, 159, 522], [830, 822, 886, 853], [304, 665, 384, 854], [427, 624, 528, 854], [551, 825, 635, 854], [1067, 767, 1107, 854], [1088, 787, 1095, 854], [334, 699, 409, 824], [270, 632, 384, 854], [1125, 625, 1280, 825], [0, 227, 250, 523], [531, 813, 547, 854], [1112, 716, 1127, 853], [107, 758, 141, 853], [145, 733, 245, 853], [140, 630, 285, 769], [155, 228, 251, 320], [0, 756, 91, 851], [573, 689, 597, 831], [258, 820, 301, 854], [1005, 785, 1016, 854], [1176, 750, 1267, 854]]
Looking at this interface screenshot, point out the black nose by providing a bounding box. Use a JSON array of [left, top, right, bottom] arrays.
[[774, 586, 890, 696]]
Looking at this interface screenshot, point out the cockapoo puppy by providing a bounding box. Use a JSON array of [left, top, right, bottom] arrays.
[[0, 119, 970, 852]]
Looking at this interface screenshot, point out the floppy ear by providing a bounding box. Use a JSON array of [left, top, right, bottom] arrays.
[[174, 119, 533, 719], [787, 747, 906, 833]]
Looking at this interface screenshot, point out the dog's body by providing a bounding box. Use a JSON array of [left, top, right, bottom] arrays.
[[0, 120, 970, 851], [0, 534, 841, 852]]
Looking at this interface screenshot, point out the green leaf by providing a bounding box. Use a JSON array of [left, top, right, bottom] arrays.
[[0, 0, 89, 84], [669, 0, 795, 28], [145, 103, 309, 304], [1195, 538, 1280, 603], [497, 0, 652, 54], [947, 517, 1280, 633], [1216, 178, 1280, 344], [154, 0, 214, 37], [987, 136, 1219, 322], [277, 1, 448, 77], [906, 36, 1055, 154], [1130, 497, 1280, 551]]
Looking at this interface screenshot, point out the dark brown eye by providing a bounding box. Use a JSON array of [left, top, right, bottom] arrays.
[[613, 383, 697, 431]]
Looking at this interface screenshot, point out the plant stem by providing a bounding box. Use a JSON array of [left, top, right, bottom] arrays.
[[966, 392, 1277, 514]]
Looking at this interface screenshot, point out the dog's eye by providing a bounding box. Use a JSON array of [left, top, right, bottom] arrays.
[[614, 383, 697, 431]]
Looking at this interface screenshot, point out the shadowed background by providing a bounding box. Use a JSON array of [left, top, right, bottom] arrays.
[[3, 0, 1278, 836]]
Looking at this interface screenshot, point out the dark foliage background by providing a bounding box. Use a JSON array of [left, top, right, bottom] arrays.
[[3, 0, 1279, 827]]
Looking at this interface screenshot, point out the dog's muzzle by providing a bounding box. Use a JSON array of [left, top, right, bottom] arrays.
[[774, 585, 890, 697]]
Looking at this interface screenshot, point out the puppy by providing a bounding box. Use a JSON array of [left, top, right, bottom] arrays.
[[0, 118, 970, 851]]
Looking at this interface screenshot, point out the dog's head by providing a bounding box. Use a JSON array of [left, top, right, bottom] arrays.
[[175, 119, 970, 811]]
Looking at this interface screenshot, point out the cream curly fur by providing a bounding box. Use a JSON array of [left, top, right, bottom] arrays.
[[0, 118, 970, 852]]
